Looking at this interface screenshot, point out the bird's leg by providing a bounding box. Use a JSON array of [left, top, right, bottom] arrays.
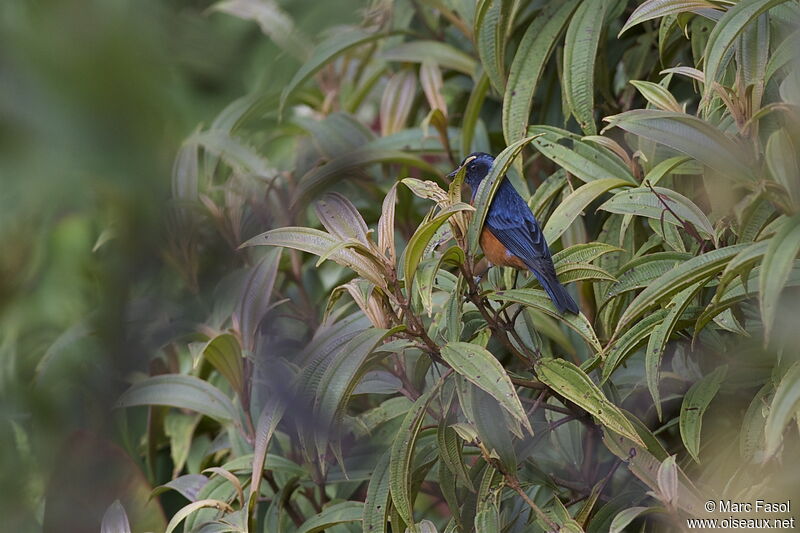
[[466, 259, 491, 301], [512, 269, 520, 289], [472, 258, 491, 286]]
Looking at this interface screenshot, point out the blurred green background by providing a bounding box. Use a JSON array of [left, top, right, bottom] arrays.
[[0, 1, 361, 530]]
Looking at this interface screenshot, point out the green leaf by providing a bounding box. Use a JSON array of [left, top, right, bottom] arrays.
[[236, 248, 282, 352], [629, 80, 682, 113], [646, 282, 704, 421], [740, 383, 771, 462], [281, 29, 390, 113], [474, 505, 500, 533], [606, 252, 691, 301], [759, 214, 800, 343], [553, 242, 623, 266], [461, 74, 490, 155], [603, 110, 754, 182], [641, 156, 694, 187], [315, 192, 371, 244], [619, 0, 718, 36], [240, 227, 387, 289], [190, 130, 272, 176], [116, 375, 237, 423], [490, 289, 602, 354], [601, 309, 669, 383], [609, 507, 660, 533], [703, 0, 792, 102], [503, 0, 580, 144], [297, 501, 364, 533], [766, 130, 800, 211], [381, 69, 417, 136], [563, 0, 610, 134], [101, 500, 131, 533], [247, 397, 285, 523], [474, 0, 513, 94], [314, 327, 402, 468], [381, 41, 478, 76], [528, 126, 635, 184], [363, 450, 392, 533], [765, 361, 800, 457], [165, 500, 233, 533], [201, 333, 244, 396], [536, 358, 645, 447], [555, 263, 617, 284], [213, 0, 311, 60], [440, 342, 532, 434], [404, 203, 474, 294], [616, 244, 747, 331], [543, 178, 631, 243], [467, 135, 540, 252], [599, 186, 715, 240], [680, 365, 727, 462], [437, 420, 474, 491], [390, 378, 445, 533]]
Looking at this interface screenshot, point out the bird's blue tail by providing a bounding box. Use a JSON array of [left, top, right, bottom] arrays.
[[535, 272, 579, 315]]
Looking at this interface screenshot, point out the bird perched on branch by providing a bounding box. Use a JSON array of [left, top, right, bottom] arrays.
[[448, 152, 579, 314]]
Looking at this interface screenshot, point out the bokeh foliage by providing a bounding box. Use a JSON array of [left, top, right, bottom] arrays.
[[4, 0, 800, 532]]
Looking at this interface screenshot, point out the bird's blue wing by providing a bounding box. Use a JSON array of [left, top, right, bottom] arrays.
[[484, 182, 552, 270]]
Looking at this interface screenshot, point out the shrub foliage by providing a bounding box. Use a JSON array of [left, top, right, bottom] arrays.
[[117, 0, 800, 531]]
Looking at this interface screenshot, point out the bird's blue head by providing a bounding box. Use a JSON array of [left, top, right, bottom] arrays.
[[448, 152, 495, 199]]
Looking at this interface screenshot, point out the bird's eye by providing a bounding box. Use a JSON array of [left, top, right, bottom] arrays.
[[469, 164, 476, 170]]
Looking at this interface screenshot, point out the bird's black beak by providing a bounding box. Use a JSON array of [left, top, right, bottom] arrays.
[[446, 167, 461, 179]]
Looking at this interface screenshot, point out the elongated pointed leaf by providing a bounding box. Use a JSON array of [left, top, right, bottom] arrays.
[[609, 507, 660, 533], [759, 214, 800, 343], [213, 0, 311, 60], [298, 502, 364, 533], [441, 342, 532, 434], [248, 397, 285, 522], [563, 0, 610, 134], [703, 0, 791, 102], [602, 309, 668, 383], [363, 451, 392, 533], [314, 327, 401, 467], [241, 227, 387, 288], [617, 244, 747, 331], [529, 126, 635, 184], [646, 283, 703, 421], [764, 361, 800, 457], [315, 192, 370, 244], [381, 41, 477, 76], [503, 0, 580, 144], [603, 110, 754, 182], [490, 289, 602, 353], [404, 203, 474, 294], [165, 500, 233, 533], [202, 333, 244, 396], [390, 379, 445, 532], [619, 0, 718, 36], [544, 178, 631, 242], [474, 0, 512, 93], [536, 358, 645, 446], [599, 186, 715, 240], [680, 366, 727, 462], [101, 500, 131, 533], [236, 248, 282, 352], [630, 80, 682, 113], [116, 375, 237, 423]]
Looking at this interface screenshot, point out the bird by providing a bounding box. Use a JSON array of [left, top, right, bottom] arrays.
[[448, 152, 579, 314]]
